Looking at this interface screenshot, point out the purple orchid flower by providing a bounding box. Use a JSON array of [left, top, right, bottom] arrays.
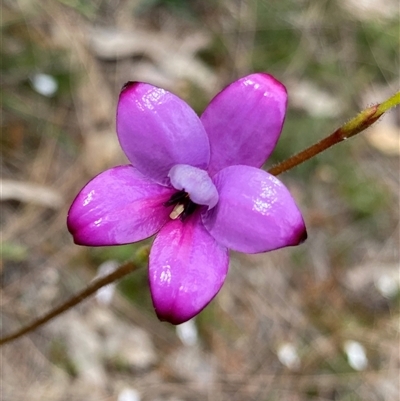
[[67, 73, 306, 324]]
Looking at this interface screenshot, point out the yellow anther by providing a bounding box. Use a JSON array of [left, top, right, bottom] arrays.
[[169, 203, 185, 220]]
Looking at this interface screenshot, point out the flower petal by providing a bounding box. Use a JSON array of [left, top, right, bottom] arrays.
[[117, 82, 210, 185], [67, 165, 175, 246], [201, 73, 287, 176], [149, 212, 229, 324], [202, 165, 306, 253]]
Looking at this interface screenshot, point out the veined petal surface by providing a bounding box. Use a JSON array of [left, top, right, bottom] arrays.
[[201, 73, 287, 176], [117, 82, 210, 185], [67, 165, 174, 246], [202, 165, 306, 253], [149, 213, 229, 324]]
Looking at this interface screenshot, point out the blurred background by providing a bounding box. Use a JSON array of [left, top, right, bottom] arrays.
[[1, 0, 399, 400]]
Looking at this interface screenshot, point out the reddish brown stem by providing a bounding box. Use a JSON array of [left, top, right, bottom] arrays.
[[0, 261, 136, 346], [268, 128, 344, 176], [269, 106, 381, 176]]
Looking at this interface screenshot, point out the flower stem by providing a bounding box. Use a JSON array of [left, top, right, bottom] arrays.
[[269, 91, 400, 176], [0, 261, 137, 346]]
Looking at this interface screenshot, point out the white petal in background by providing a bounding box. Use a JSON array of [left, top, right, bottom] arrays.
[[118, 388, 141, 401], [375, 273, 399, 298], [277, 342, 301, 370], [94, 260, 119, 306], [176, 319, 199, 346], [30, 73, 58, 97], [344, 262, 399, 302], [344, 340, 368, 371]]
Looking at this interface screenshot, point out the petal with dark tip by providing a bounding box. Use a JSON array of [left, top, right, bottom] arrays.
[[202, 165, 306, 253], [201, 73, 287, 176], [67, 165, 175, 246], [149, 212, 229, 324], [117, 82, 210, 185]]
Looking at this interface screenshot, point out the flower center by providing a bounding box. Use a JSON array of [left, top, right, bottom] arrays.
[[164, 164, 219, 221], [163, 190, 197, 221]]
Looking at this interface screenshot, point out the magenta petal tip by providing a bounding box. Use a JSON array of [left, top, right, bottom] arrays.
[[202, 165, 306, 254], [202, 73, 288, 176], [149, 214, 229, 324]]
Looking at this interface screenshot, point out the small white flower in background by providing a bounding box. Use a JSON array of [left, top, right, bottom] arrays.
[[30, 73, 58, 97], [344, 340, 368, 371], [176, 319, 198, 346], [277, 342, 301, 370], [95, 260, 119, 305], [118, 388, 141, 401], [376, 273, 398, 298]]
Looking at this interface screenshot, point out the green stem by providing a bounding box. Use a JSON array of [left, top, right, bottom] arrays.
[[269, 91, 400, 176]]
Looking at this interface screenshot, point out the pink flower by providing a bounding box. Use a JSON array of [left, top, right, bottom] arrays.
[[67, 73, 306, 324]]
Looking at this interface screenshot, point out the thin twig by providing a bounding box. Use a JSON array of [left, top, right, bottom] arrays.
[[269, 92, 400, 176], [0, 261, 137, 346], [268, 126, 357, 176]]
